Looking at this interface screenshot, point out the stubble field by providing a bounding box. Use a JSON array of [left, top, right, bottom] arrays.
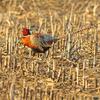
[[0, 0, 100, 100]]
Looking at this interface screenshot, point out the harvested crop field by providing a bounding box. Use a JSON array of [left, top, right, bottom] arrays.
[[0, 0, 100, 100]]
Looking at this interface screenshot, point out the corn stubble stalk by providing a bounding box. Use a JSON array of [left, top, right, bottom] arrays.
[[0, 48, 2, 69], [93, 28, 98, 67], [9, 75, 16, 100], [6, 27, 9, 53]]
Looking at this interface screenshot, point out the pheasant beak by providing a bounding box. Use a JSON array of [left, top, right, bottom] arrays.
[[16, 39, 21, 45], [16, 38, 25, 48]]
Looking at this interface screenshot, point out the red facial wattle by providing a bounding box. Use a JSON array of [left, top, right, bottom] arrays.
[[22, 27, 30, 36]]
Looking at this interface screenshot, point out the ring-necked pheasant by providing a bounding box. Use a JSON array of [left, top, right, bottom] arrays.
[[17, 25, 95, 53], [18, 26, 58, 53], [17, 33, 58, 53]]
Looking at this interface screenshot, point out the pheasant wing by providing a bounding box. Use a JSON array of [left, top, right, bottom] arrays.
[[40, 34, 57, 47]]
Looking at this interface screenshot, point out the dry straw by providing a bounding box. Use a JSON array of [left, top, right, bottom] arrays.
[[0, 0, 100, 99]]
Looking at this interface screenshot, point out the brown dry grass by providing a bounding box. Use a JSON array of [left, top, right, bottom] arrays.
[[0, 0, 100, 100]]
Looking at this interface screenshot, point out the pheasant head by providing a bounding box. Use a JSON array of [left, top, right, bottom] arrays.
[[22, 27, 30, 36]]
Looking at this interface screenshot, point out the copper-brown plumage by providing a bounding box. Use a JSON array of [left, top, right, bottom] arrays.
[[18, 33, 57, 53]]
